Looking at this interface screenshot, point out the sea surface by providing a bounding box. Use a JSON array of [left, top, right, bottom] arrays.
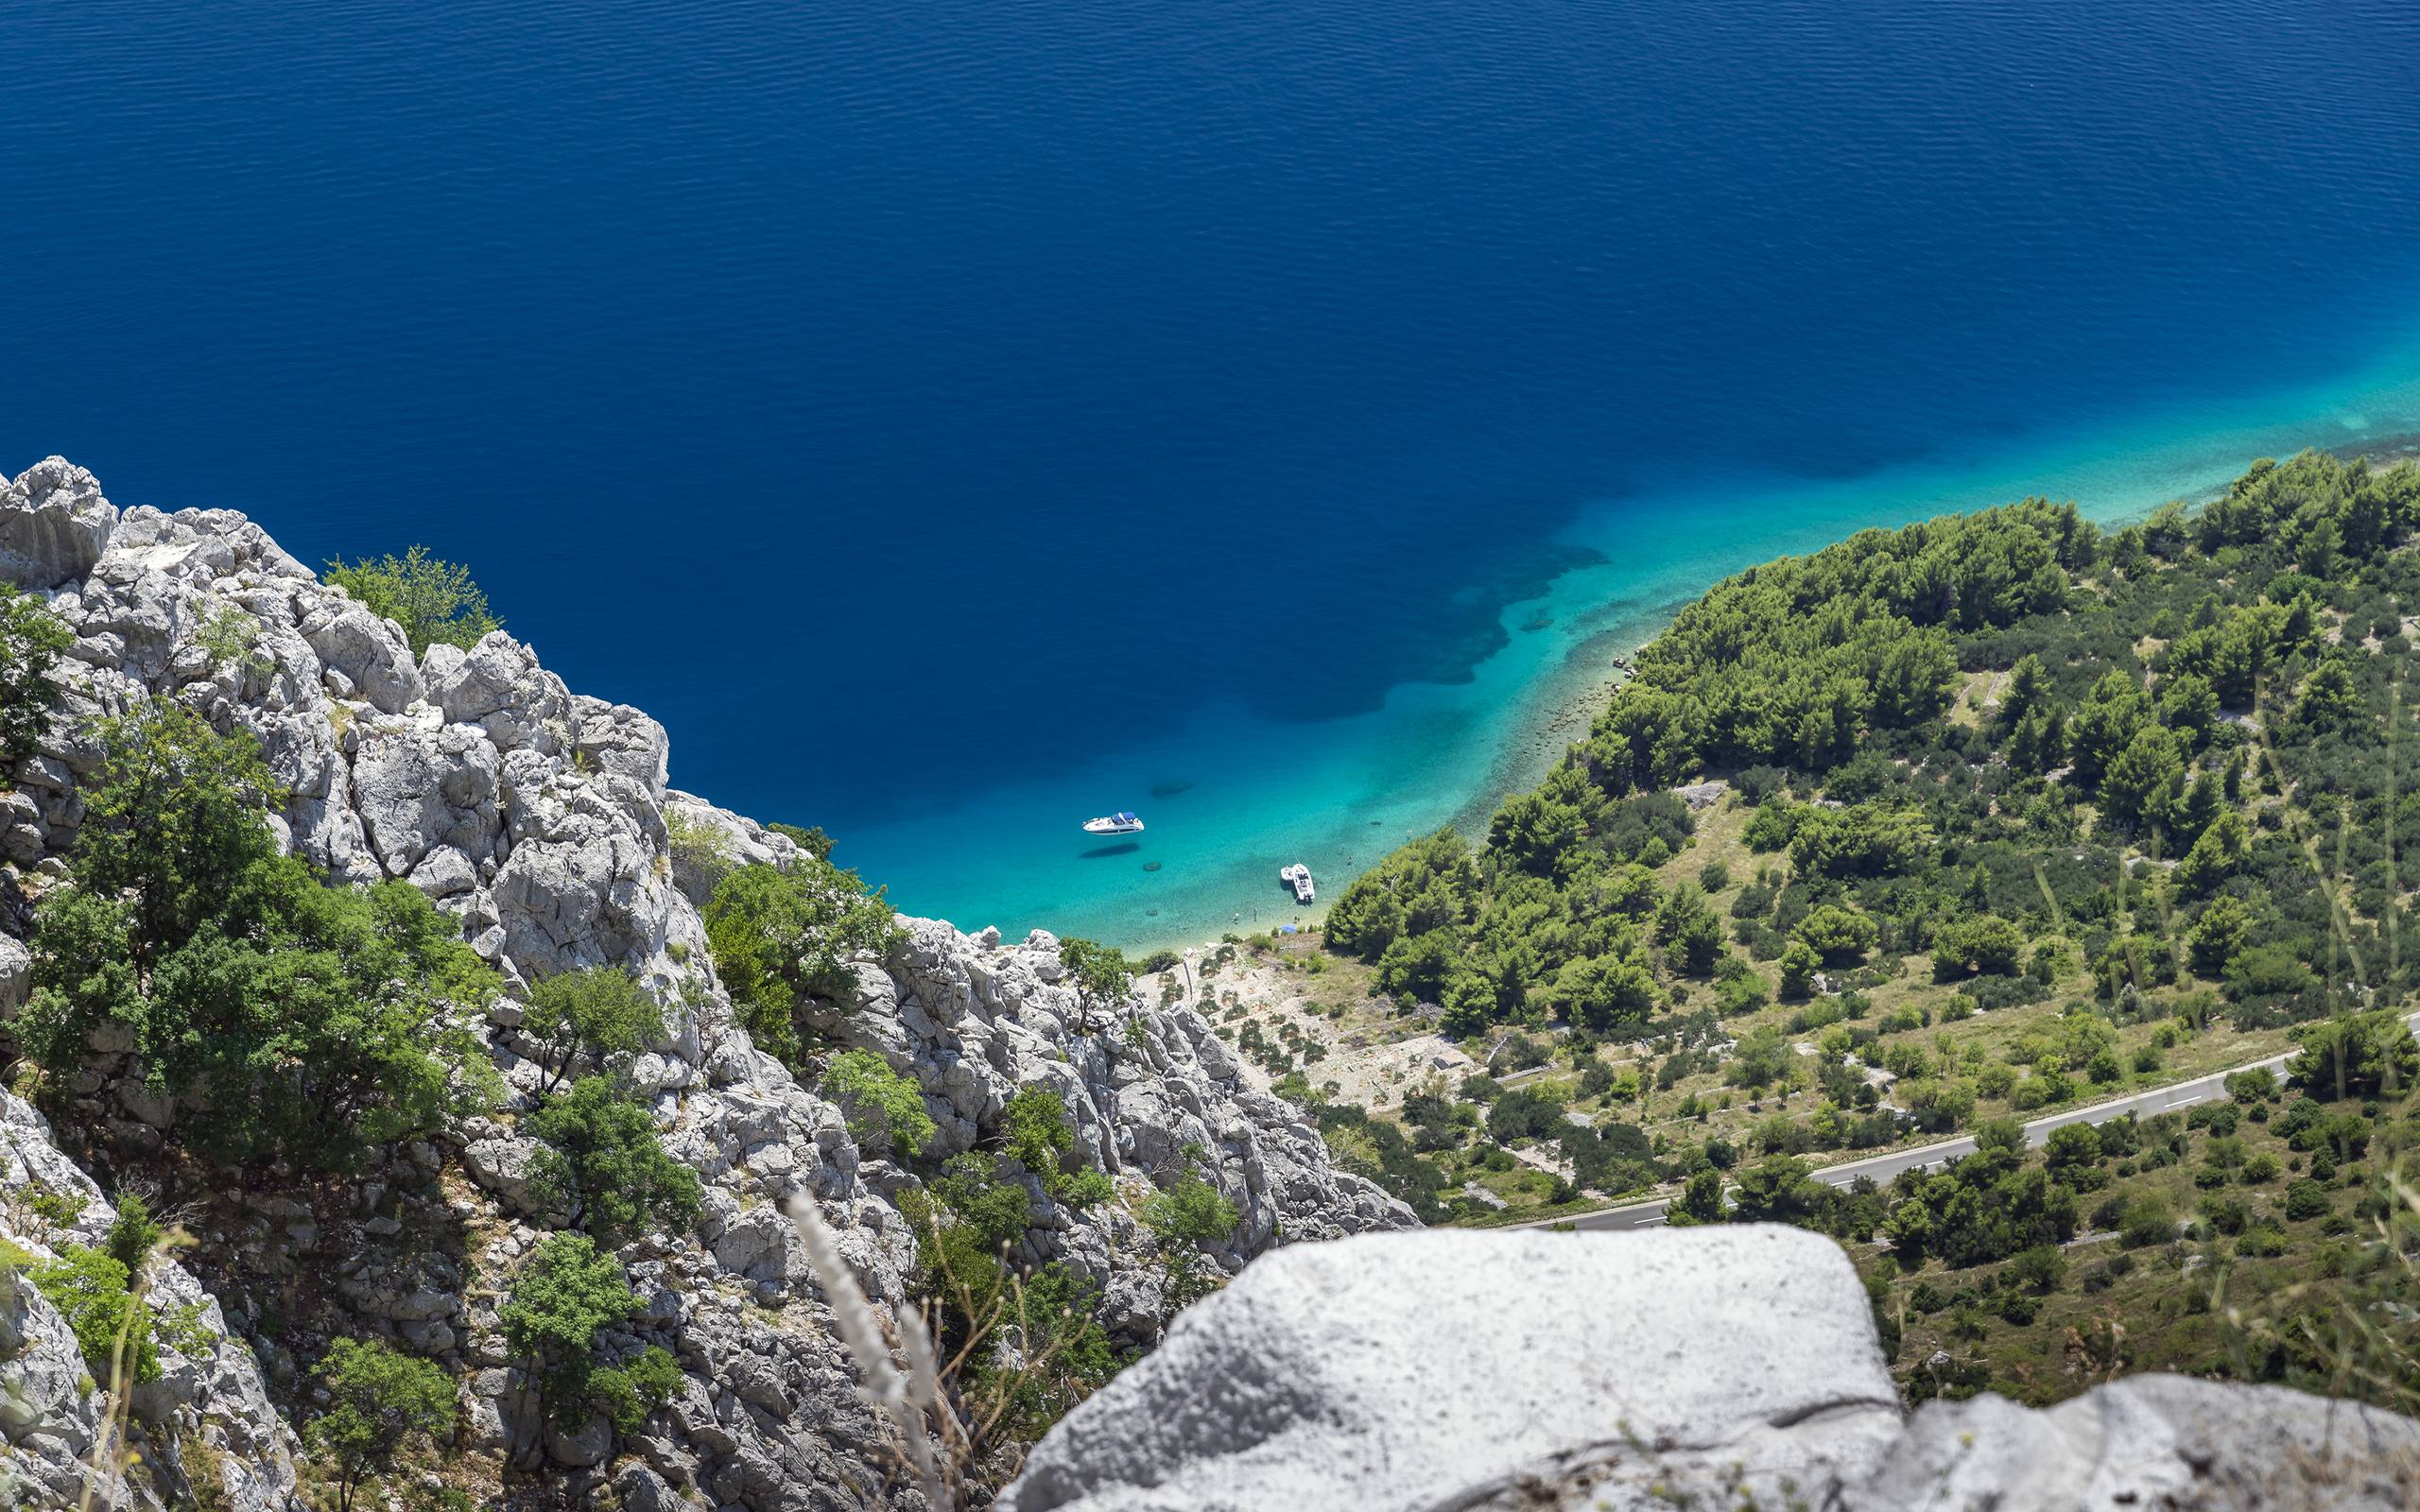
[[9, 0, 2420, 948]]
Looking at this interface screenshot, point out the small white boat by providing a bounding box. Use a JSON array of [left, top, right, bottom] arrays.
[[1280, 862, 1315, 903], [1083, 812, 1146, 835]]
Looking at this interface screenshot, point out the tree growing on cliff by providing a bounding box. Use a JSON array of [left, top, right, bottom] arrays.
[[821, 1049, 936, 1158], [0, 582, 72, 765], [324, 544, 501, 656], [1057, 936, 1134, 1025], [525, 1075, 703, 1245], [309, 1337, 457, 1512], [21, 704, 500, 1169], [501, 1233, 681, 1439], [701, 856, 905, 1067], [521, 966, 665, 1097]]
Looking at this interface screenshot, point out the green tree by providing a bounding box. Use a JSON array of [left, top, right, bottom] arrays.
[[58, 702, 279, 958], [0, 582, 73, 764], [1930, 915, 2024, 980], [2100, 725, 2186, 831], [500, 1233, 678, 1435], [521, 967, 665, 1097], [1003, 1086, 1110, 1205], [525, 1076, 703, 1244], [2187, 894, 2254, 975], [1778, 938, 1822, 1000], [323, 545, 502, 656], [309, 1337, 457, 1512], [1794, 904, 1879, 966], [31, 1246, 158, 1384], [2294, 660, 2364, 733], [702, 858, 905, 1066], [1668, 1167, 1727, 1226], [2158, 672, 2221, 744], [1547, 951, 1657, 1034], [1141, 1172, 1240, 1307], [1057, 936, 1135, 1022], [2290, 1012, 2420, 1101], [103, 1194, 164, 1279], [23, 709, 499, 1168], [1727, 1155, 1825, 1224], [821, 1049, 936, 1158], [1654, 883, 1725, 975], [2175, 810, 2251, 897]]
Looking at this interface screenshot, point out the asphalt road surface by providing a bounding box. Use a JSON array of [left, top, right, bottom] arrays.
[[1517, 1013, 2420, 1234]]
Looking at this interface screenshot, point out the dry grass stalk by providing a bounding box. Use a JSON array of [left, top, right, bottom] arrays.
[[785, 1194, 954, 1510]]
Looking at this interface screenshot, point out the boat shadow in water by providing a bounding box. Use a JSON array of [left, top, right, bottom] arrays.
[[1080, 842, 1143, 859]]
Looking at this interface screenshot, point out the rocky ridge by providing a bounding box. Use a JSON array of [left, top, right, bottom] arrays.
[[999, 1226, 2420, 1512], [0, 456, 1413, 1510]]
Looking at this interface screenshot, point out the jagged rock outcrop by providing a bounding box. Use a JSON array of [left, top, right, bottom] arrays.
[[998, 1226, 2420, 1512], [2, 1091, 299, 1512], [0, 457, 1413, 1509]]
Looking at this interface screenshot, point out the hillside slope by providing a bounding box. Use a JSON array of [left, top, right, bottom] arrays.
[[0, 456, 1410, 1511]]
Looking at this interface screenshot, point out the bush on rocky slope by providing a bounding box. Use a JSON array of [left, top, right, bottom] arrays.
[[0, 455, 1411, 1511]]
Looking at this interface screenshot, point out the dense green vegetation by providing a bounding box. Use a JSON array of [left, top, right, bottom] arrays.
[[0, 581, 71, 764], [500, 1232, 682, 1437], [1306, 450, 2420, 1407], [322, 545, 502, 656], [895, 1102, 1123, 1446], [701, 856, 906, 1066], [308, 1337, 457, 1512], [821, 1048, 938, 1157], [20, 704, 501, 1169]]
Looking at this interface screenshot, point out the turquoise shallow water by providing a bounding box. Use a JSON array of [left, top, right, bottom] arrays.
[[853, 329, 2420, 949], [9, 0, 2420, 949]]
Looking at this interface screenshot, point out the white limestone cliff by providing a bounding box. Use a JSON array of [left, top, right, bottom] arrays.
[[0, 457, 1413, 1510]]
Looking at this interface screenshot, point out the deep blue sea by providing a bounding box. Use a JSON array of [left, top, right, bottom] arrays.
[[9, 0, 2420, 946]]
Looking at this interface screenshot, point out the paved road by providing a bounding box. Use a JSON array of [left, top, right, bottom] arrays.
[[1517, 1013, 2420, 1234]]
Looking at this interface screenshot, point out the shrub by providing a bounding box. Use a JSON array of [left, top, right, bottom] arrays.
[[821, 1049, 936, 1158], [1004, 1086, 1110, 1205], [2290, 1012, 2420, 1101], [0, 582, 73, 764], [1058, 937, 1136, 1017], [703, 859, 905, 1066], [21, 706, 500, 1170], [1142, 1172, 1241, 1308], [323, 545, 501, 655], [2120, 1200, 2176, 1249], [310, 1337, 456, 1512], [502, 1233, 650, 1426], [525, 1076, 703, 1244], [522, 968, 665, 1096], [33, 1246, 159, 1383], [104, 1194, 164, 1279], [1794, 904, 1878, 965]]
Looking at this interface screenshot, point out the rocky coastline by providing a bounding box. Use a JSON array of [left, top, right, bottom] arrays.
[[0, 456, 1411, 1511]]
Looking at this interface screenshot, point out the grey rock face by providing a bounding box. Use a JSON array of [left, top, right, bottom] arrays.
[[1000, 1226, 2420, 1512], [0, 1091, 300, 1512], [0, 930, 29, 1015], [0, 457, 116, 590], [998, 1226, 1904, 1512], [1, 457, 1413, 1511], [1863, 1373, 2420, 1512]]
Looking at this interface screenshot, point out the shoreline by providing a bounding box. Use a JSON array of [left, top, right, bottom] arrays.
[[1120, 433, 2420, 962]]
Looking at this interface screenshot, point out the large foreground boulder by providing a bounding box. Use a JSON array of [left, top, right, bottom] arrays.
[[998, 1226, 2420, 1512], [998, 1225, 1904, 1512]]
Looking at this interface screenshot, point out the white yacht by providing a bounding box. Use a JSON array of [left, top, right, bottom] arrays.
[[1280, 862, 1315, 903], [1082, 812, 1145, 835]]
